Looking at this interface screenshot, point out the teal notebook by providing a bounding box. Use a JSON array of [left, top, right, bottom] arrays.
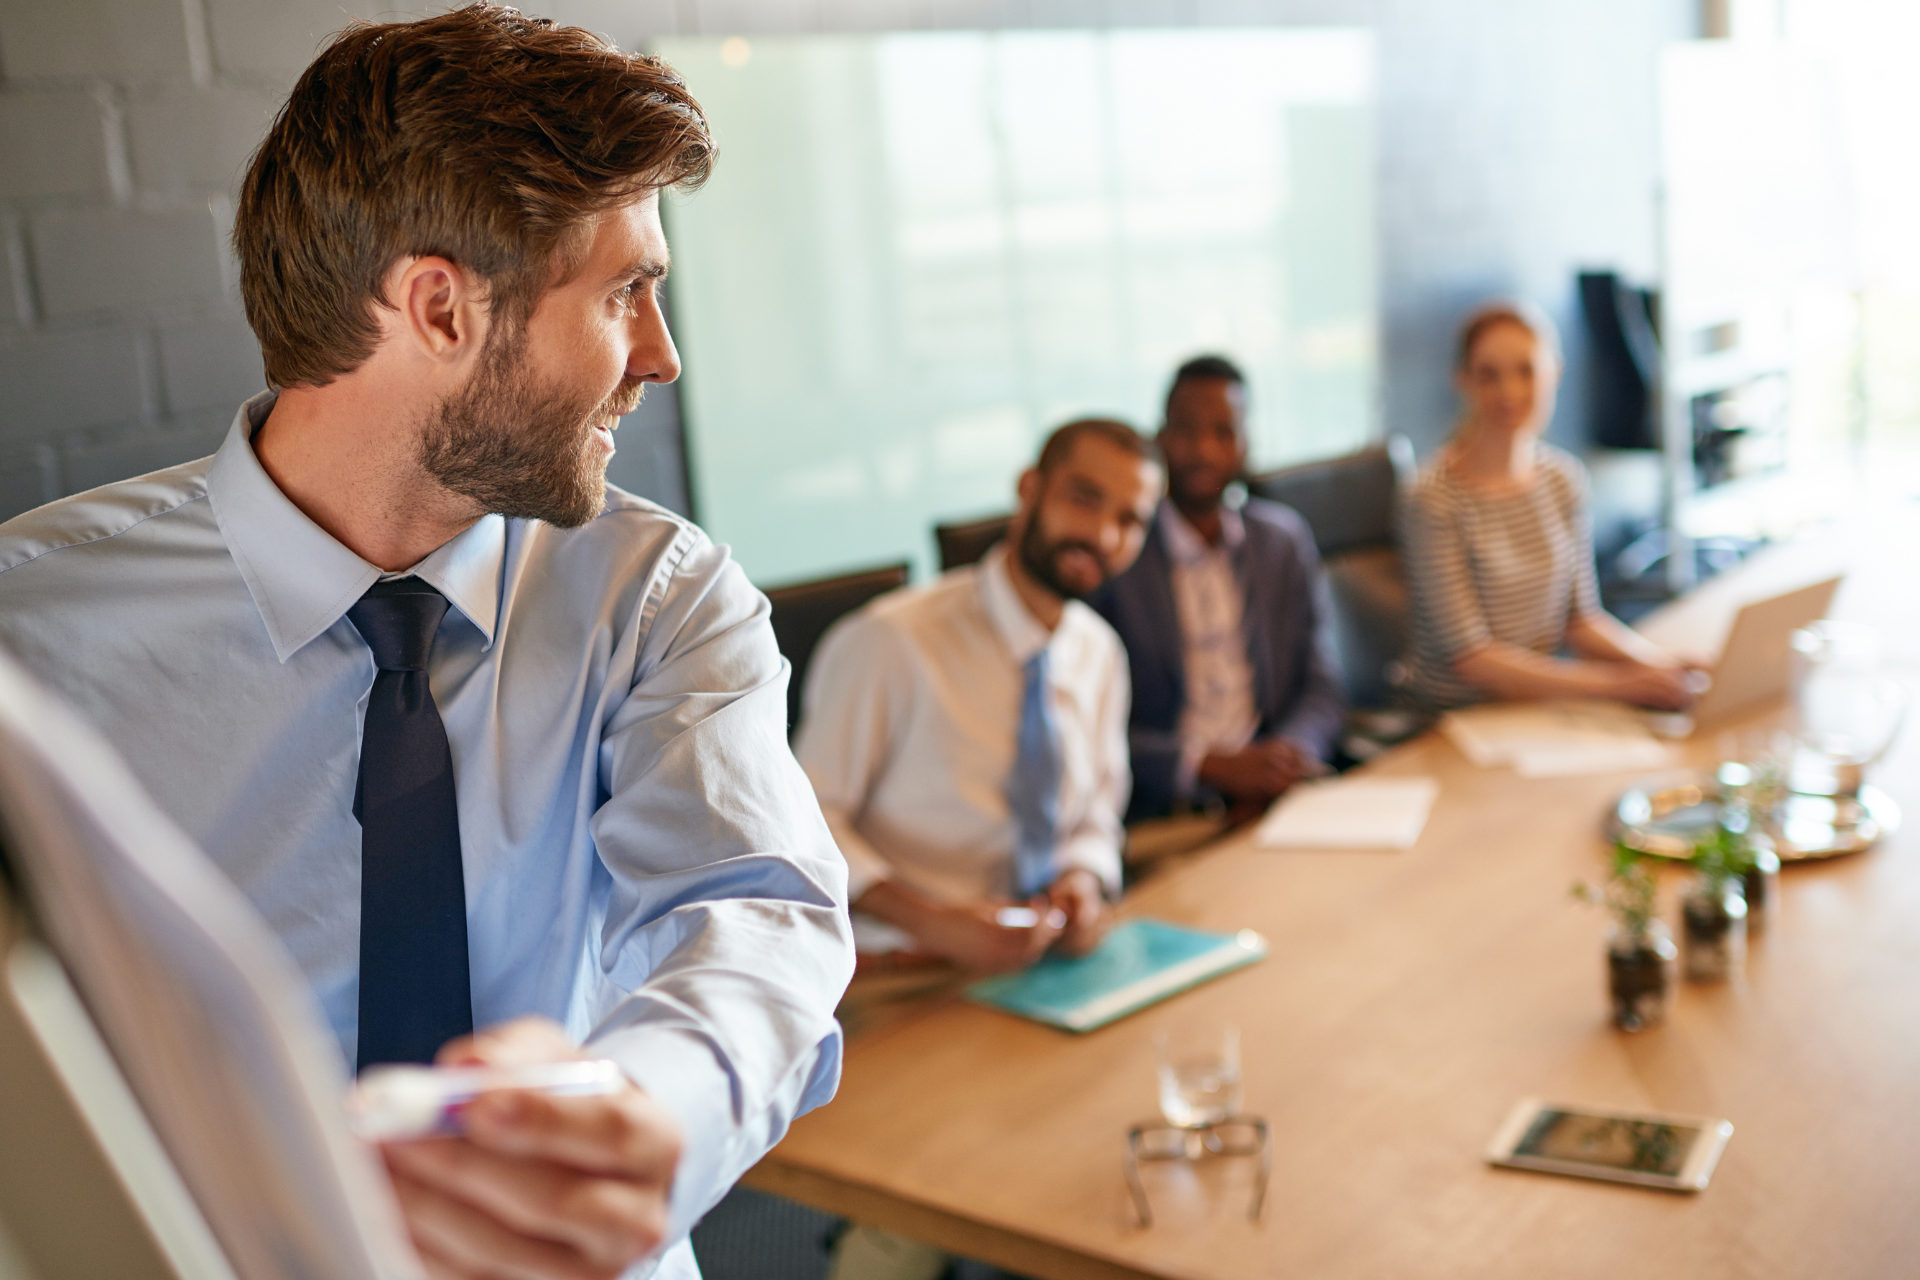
[[965, 919, 1267, 1032]]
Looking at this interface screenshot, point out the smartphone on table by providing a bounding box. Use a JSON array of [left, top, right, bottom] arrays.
[[1486, 1097, 1733, 1192]]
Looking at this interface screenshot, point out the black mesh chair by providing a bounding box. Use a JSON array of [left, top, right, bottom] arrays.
[[933, 513, 1013, 572], [764, 562, 911, 738], [1246, 437, 1416, 710]]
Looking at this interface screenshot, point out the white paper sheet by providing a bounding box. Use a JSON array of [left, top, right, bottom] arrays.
[[1441, 701, 1673, 778], [1253, 776, 1441, 850], [0, 652, 424, 1280]]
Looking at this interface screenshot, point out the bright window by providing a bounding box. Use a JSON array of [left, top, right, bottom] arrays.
[[655, 30, 1377, 584]]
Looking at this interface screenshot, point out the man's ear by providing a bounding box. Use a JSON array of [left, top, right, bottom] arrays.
[[1015, 466, 1042, 516], [388, 255, 490, 365]]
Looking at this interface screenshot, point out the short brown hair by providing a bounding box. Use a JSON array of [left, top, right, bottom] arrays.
[[1036, 417, 1154, 475], [1455, 299, 1562, 372], [235, 4, 713, 390]]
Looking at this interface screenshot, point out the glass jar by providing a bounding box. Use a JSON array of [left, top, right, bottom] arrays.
[[1742, 842, 1781, 937], [1608, 919, 1676, 1031], [1682, 877, 1748, 982], [1789, 622, 1907, 800]]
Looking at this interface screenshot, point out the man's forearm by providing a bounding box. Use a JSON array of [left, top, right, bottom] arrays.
[[853, 878, 940, 936], [585, 888, 853, 1248]]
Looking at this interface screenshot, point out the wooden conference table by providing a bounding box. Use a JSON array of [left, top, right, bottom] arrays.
[[745, 511, 1920, 1280]]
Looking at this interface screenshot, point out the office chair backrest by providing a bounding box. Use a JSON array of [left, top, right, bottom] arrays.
[[1246, 438, 1416, 709], [1246, 437, 1414, 560], [765, 563, 912, 738], [933, 514, 1013, 573]]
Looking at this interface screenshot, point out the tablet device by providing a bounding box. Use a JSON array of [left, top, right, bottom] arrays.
[[1486, 1098, 1733, 1191]]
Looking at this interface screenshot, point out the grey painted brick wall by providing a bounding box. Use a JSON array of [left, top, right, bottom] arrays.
[[0, 0, 1695, 525]]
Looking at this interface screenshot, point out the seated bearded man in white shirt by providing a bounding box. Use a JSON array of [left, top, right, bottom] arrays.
[[0, 9, 852, 1280], [796, 419, 1164, 977]]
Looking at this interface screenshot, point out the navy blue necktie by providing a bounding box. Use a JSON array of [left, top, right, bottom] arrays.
[[1007, 649, 1063, 898], [347, 577, 472, 1071]]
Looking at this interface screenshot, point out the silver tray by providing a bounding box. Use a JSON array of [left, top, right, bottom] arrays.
[[1607, 769, 1901, 862]]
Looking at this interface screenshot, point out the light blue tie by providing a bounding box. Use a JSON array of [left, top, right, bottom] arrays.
[[1007, 649, 1063, 898]]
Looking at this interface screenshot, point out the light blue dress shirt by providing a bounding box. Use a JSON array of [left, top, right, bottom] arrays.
[[0, 393, 855, 1278]]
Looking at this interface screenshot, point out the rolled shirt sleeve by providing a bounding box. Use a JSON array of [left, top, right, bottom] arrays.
[[583, 534, 855, 1250]]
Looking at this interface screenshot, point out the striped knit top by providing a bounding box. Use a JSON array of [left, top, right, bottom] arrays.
[[1399, 442, 1603, 710]]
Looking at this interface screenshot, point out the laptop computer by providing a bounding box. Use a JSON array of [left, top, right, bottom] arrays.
[[1679, 575, 1844, 733]]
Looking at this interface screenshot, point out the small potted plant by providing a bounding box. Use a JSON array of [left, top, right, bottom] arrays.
[[1741, 840, 1781, 937], [1681, 825, 1749, 982], [1574, 843, 1676, 1032], [1715, 762, 1781, 936]]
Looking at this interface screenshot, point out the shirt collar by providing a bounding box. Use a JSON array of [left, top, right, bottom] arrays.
[[206, 393, 505, 663], [976, 543, 1053, 665], [1161, 501, 1244, 565]]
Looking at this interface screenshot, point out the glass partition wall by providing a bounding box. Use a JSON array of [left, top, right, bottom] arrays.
[[656, 30, 1377, 585]]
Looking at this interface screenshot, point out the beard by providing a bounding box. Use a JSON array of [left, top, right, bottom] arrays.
[[1170, 464, 1233, 513], [1017, 514, 1107, 602], [419, 325, 645, 529]]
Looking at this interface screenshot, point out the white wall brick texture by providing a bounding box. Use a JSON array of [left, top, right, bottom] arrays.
[[126, 86, 280, 193], [28, 206, 227, 317], [0, 327, 146, 443], [61, 422, 226, 495], [157, 314, 264, 414], [204, 0, 377, 78], [0, 221, 25, 326], [0, 446, 52, 515], [0, 91, 112, 200], [0, 0, 196, 81]]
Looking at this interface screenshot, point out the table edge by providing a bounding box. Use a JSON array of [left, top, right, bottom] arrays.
[[742, 1156, 1164, 1280]]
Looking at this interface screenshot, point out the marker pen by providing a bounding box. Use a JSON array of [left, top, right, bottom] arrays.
[[347, 1059, 626, 1142], [994, 906, 1069, 929]]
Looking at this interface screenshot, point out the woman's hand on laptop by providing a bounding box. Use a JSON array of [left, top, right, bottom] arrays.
[[1613, 661, 1696, 711]]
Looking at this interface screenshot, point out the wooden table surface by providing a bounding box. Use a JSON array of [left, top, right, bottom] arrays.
[[747, 512, 1920, 1279]]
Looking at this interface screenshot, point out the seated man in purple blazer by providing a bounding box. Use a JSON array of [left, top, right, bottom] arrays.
[[1091, 356, 1345, 824]]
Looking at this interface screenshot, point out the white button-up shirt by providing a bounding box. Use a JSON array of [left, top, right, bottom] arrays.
[[0, 393, 855, 1279], [795, 545, 1129, 952], [1162, 505, 1260, 793]]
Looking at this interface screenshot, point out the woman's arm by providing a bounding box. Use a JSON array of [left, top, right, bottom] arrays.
[[1554, 460, 1686, 671], [1446, 451, 1689, 710], [1565, 610, 1685, 668], [1453, 637, 1692, 708]]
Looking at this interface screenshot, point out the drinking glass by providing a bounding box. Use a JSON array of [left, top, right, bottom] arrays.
[[1156, 1024, 1242, 1129], [1788, 622, 1907, 799]]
